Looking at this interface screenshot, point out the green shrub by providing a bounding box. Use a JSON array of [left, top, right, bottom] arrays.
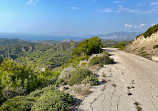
[[68, 68, 94, 86], [55, 79, 66, 87], [81, 62, 87, 67], [89, 55, 114, 66], [66, 37, 104, 67], [40, 69, 60, 79], [0, 96, 36, 111], [29, 89, 44, 98], [67, 55, 90, 67], [88, 57, 100, 65], [29, 85, 56, 98], [0, 85, 74, 111], [38, 69, 61, 86], [0, 58, 42, 99], [31, 90, 74, 111], [101, 51, 106, 54], [73, 37, 103, 56], [82, 74, 99, 85], [114, 41, 126, 50], [138, 51, 150, 58]]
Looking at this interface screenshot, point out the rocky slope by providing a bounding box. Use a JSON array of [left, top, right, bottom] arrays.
[[125, 26, 158, 61]]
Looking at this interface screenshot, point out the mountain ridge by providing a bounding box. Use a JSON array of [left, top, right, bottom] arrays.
[[97, 32, 141, 41]]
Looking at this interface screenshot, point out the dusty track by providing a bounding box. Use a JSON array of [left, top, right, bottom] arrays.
[[78, 48, 158, 111]]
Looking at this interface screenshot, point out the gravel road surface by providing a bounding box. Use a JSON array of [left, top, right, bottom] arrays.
[[78, 48, 158, 111]]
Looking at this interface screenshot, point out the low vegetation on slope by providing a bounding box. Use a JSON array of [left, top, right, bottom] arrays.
[[68, 68, 98, 86], [89, 55, 114, 67], [0, 86, 74, 111], [0, 58, 60, 105], [66, 37, 115, 68], [136, 24, 158, 38], [0, 41, 77, 69], [67, 37, 104, 67], [0, 37, 115, 110]]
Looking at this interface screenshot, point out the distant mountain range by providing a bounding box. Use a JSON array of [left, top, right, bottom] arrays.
[[0, 33, 86, 41], [96, 32, 141, 41], [0, 32, 142, 43], [33, 40, 61, 44]]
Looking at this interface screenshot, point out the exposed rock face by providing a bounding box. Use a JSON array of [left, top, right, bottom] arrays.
[[152, 56, 158, 61], [125, 31, 158, 61]]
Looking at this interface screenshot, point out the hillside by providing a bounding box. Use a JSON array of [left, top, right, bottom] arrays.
[[0, 40, 77, 69], [0, 37, 115, 110], [0, 38, 30, 46], [125, 24, 158, 61], [33, 40, 61, 44]]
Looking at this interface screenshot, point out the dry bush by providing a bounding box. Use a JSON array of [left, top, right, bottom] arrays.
[[58, 67, 75, 82], [74, 84, 92, 97]]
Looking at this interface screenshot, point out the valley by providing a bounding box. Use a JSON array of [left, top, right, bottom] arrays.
[[0, 25, 158, 111], [0, 0, 157, 110]]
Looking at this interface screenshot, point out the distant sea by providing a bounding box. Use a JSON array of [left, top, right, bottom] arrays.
[[0, 33, 89, 41]]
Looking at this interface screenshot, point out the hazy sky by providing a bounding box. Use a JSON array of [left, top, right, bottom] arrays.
[[0, 0, 157, 37]]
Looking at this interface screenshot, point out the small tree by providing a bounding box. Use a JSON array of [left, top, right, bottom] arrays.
[[73, 37, 103, 56], [0, 58, 42, 99]]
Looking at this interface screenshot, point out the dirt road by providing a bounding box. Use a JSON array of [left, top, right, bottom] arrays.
[[78, 48, 158, 111]]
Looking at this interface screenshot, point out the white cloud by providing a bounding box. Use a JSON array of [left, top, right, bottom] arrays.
[[71, 7, 79, 10], [125, 24, 133, 28], [117, 5, 152, 14], [150, 2, 158, 6], [102, 5, 157, 14], [113, 1, 125, 4], [139, 24, 146, 28], [26, 0, 38, 5], [125, 24, 146, 29]]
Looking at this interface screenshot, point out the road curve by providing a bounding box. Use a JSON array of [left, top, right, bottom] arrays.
[[78, 48, 158, 111]]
